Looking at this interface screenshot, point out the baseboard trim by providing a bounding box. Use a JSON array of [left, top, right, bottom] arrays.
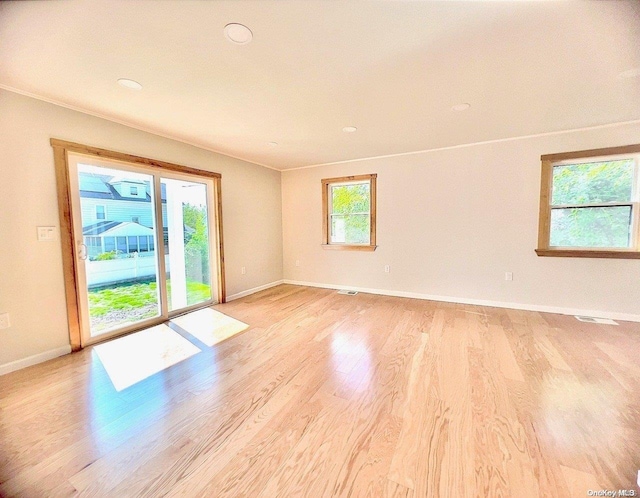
[[0, 345, 72, 376], [226, 280, 285, 302], [283, 279, 640, 323]]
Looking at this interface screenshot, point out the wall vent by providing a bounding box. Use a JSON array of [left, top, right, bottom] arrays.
[[575, 316, 618, 325], [337, 290, 358, 296]]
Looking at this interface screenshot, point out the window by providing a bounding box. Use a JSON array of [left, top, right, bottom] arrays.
[[132, 216, 140, 223], [536, 145, 640, 259], [116, 236, 127, 253], [127, 236, 139, 253], [321, 174, 377, 251], [139, 236, 149, 252], [104, 236, 115, 252], [96, 205, 106, 220], [130, 186, 138, 195]]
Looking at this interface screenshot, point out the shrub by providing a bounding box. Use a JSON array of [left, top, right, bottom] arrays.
[[94, 250, 119, 261]]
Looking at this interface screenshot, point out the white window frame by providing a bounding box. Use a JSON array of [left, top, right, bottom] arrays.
[[329, 181, 370, 243], [95, 204, 106, 221]]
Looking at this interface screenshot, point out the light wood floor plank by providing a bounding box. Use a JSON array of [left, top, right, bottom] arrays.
[[1, 284, 639, 497]]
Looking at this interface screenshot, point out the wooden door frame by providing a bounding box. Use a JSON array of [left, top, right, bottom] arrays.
[[51, 138, 226, 351]]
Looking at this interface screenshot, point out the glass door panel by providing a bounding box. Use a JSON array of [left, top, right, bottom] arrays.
[[162, 178, 212, 312], [68, 152, 218, 347], [74, 162, 161, 338]]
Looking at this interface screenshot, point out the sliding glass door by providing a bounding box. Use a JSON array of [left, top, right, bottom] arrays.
[[162, 177, 213, 312], [67, 154, 218, 346]]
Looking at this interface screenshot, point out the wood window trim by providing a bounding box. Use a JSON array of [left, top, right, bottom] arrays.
[[321, 174, 377, 251], [536, 144, 640, 260], [51, 138, 226, 351], [50, 138, 222, 179]]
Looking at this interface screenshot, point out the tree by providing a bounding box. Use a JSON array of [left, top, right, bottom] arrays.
[[182, 203, 210, 282], [550, 160, 633, 248], [331, 184, 370, 243]]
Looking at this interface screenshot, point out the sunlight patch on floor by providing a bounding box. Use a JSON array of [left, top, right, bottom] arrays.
[[171, 307, 249, 347], [93, 324, 201, 391]]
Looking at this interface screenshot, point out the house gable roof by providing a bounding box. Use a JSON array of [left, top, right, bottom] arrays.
[[82, 221, 123, 235], [83, 221, 155, 237], [78, 172, 166, 203]]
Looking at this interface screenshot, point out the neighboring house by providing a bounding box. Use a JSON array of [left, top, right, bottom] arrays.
[[83, 221, 156, 258], [79, 173, 168, 258]]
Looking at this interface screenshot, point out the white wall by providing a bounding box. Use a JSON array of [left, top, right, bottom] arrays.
[[0, 89, 283, 368], [282, 123, 640, 321]]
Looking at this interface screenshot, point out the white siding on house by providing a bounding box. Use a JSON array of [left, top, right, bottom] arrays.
[[80, 198, 162, 227]]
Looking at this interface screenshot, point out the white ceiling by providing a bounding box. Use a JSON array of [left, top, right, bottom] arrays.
[[1, 1, 639, 170]]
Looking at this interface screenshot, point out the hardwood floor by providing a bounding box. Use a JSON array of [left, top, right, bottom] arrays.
[[1, 284, 639, 497]]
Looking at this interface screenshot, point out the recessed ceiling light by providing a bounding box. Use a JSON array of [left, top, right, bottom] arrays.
[[224, 23, 253, 45], [117, 78, 142, 90], [268, 141, 278, 147], [342, 126, 357, 133], [451, 103, 471, 112], [618, 68, 640, 79]]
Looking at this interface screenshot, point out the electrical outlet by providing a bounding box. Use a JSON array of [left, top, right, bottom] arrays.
[[241, 266, 246, 275], [505, 272, 513, 281], [0, 313, 10, 330], [295, 260, 300, 267], [384, 265, 390, 273]]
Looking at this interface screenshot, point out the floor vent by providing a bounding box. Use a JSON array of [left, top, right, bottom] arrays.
[[337, 290, 359, 296], [575, 316, 618, 325]]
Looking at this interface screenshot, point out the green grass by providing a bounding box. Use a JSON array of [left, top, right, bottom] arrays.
[[88, 282, 159, 317], [167, 280, 212, 309], [88, 280, 211, 317]]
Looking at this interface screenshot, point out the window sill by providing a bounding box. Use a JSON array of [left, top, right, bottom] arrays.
[[322, 244, 377, 252], [535, 249, 640, 259]]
